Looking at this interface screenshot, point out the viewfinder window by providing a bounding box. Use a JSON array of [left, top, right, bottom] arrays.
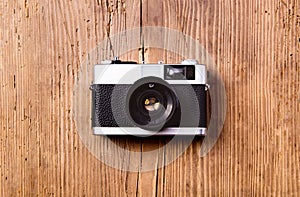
[[164, 65, 195, 80]]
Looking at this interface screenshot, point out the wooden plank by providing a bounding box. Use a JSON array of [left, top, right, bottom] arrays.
[[141, 0, 300, 196], [0, 0, 141, 196]]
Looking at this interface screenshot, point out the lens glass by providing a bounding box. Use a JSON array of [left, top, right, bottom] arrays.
[[144, 97, 161, 112]]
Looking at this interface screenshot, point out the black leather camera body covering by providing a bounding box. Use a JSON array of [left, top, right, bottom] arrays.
[[91, 84, 207, 129]]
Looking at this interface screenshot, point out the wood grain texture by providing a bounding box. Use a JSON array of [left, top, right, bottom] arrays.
[[0, 0, 299, 196]]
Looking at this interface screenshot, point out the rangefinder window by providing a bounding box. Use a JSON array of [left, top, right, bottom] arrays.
[[164, 65, 195, 80]]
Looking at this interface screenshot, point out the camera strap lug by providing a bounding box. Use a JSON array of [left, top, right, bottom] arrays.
[[205, 84, 210, 91], [89, 84, 95, 91]]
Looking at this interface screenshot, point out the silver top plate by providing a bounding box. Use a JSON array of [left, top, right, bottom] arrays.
[[93, 64, 207, 85]]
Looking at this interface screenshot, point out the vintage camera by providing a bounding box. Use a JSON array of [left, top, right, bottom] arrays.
[[91, 59, 209, 136]]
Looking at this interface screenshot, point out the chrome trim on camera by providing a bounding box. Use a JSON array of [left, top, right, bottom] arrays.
[[93, 127, 206, 136]]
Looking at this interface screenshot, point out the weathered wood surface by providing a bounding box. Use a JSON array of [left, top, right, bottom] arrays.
[[1, 0, 299, 196]]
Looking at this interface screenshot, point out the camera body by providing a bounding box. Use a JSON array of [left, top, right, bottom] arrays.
[[91, 59, 209, 136]]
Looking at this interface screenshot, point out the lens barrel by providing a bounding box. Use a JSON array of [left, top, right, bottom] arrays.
[[126, 77, 178, 131]]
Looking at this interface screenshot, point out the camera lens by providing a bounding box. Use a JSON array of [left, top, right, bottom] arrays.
[[126, 77, 178, 131]]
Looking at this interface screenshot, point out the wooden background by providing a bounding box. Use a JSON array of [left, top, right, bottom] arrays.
[[1, 0, 300, 196]]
